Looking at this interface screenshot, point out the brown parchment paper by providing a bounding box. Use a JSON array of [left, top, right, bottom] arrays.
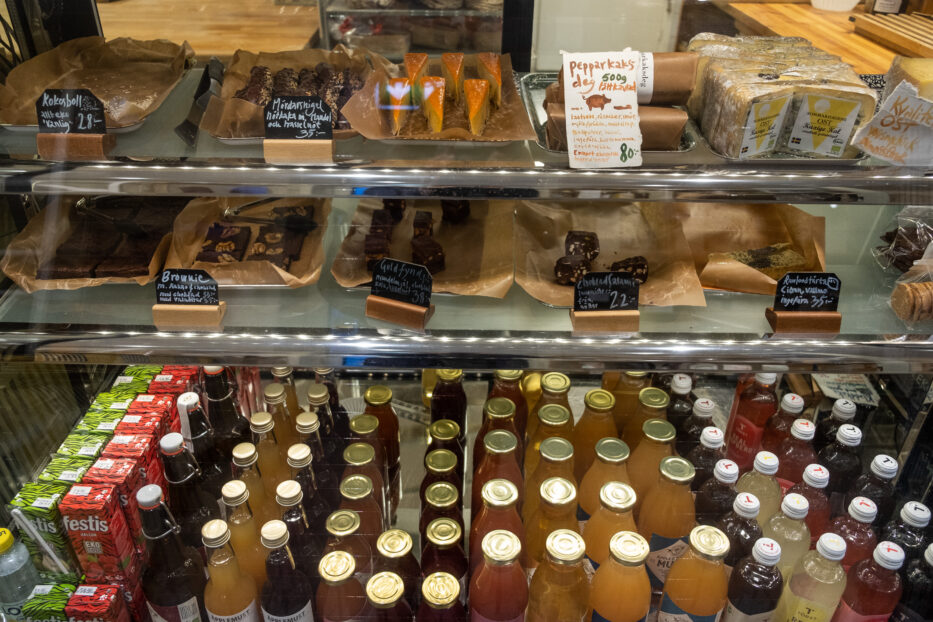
[[514, 201, 706, 308], [164, 197, 330, 288], [0, 37, 193, 128], [331, 199, 514, 298], [0, 198, 171, 293], [641, 203, 826, 296], [200, 45, 389, 140], [341, 54, 537, 142]]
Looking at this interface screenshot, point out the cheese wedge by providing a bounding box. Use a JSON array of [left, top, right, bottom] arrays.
[[420, 76, 446, 133], [383, 77, 412, 135], [405, 53, 429, 105], [464, 79, 490, 136], [885, 56, 933, 101], [476, 52, 502, 108], [441, 53, 464, 103]]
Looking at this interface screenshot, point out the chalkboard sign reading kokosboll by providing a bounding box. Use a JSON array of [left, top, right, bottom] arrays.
[[371, 259, 432, 308], [36, 89, 106, 134], [156, 269, 220, 306], [574, 272, 639, 312], [774, 272, 840, 312], [264, 95, 333, 140]]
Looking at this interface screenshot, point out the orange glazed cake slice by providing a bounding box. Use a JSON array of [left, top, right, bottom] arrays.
[[464, 79, 490, 136], [404, 53, 429, 104], [420, 76, 446, 133], [382, 77, 412, 135], [476, 52, 502, 108], [441, 53, 465, 103]]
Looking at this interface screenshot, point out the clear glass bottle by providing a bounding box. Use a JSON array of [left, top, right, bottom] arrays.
[[276, 480, 324, 584], [250, 411, 289, 491], [177, 391, 231, 503], [312, 367, 351, 441], [470, 479, 525, 574], [363, 386, 401, 524], [639, 456, 697, 591], [622, 388, 670, 453], [589, 532, 652, 622], [0, 527, 40, 622], [339, 475, 384, 551], [832, 541, 903, 622], [787, 463, 831, 543], [526, 530, 589, 622], [316, 550, 366, 622], [818, 424, 863, 516], [417, 572, 466, 622], [828, 496, 878, 571], [430, 370, 467, 445], [527, 373, 572, 449], [725, 373, 778, 472], [264, 382, 299, 450], [666, 373, 695, 434], [844, 454, 899, 528], [420, 449, 461, 512], [523, 437, 575, 525], [695, 459, 739, 526], [270, 366, 303, 422], [525, 477, 579, 573], [760, 393, 805, 454], [488, 370, 529, 439], [221, 479, 268, 588], [629, 419, 676, 515], [471, 430, 523, 520], [346, 442, 389, 526], [881, 501, 931, 564], [524, 404, 574, 479], [721, 537, 783, 622], [288, 443, 332, 534], [686, 426, 725, 492], [469, 531, 528, 622], [762, 492, 811, 580], [421, 519, 467, 607], [427, 420, 464, 488], [735, 451, 782, 529], [605, 371, 651, 435], [774, 419, 818, 492], [658, 525, 730, 622], [577, 437, 630, 521], [582, 481, 637, 570], [894, 543, 933, 622], [324, 509, 373, 581], [374, 529, 421, 613], [361, 571, 412, 622], [571, 389, 618, 482], [715, 493, 762, 574], [814, 398, 857, 454], [775, 533, 848, 622], [676, 397, 716, 459], [232, 442, 276, 525], [201, 519, 260, 622], [473, 398, 523, 473]]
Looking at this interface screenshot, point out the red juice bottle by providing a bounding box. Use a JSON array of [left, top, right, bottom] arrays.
[[374, 530, 421, 613], [720, 537, 784, 622], [829, 496, 878, 571], [421, 518, 468, 606], [815, 398, 857, 454], [473, 398, 523, 474], [819, 424, 863, 516], [420, 450, 461, 511], [725, 373, 778, 472], [470, 479, 525, 574], [676, 397, 716, 459], [881, 501, 931, 564], [844, 454, 899, 528], [427, 421, 464, 492], [894, 543, 933, 622], [831, 541, 904, 622], [363, 387, 401, 525], [418, 572, 466, 622], [715, 492, 763, 574], [431, 370, 467, 445], [760, 393, 805, 454], [695, 459, 739, 526], [686, 427, 725, 492], [471, 430, 523, 521], [666, 373, 695, 434], [488, 371, 528, 439], [361, 571, 412, 622], [469, 531, 527, 622], [788, 463, 831, 543], [774, 419, 818, 492]]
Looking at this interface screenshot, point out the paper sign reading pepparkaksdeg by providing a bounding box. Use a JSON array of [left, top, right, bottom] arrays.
[[853, 80, 933, 166], [562, 51, 642, 168]]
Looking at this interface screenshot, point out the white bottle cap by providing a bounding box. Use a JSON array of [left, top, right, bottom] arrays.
[[873, 541, 905, 570], [848, 497, 878, 524], [832, 399, 857, 421], [755, 373, 777, 385], [671, 374, 692, 394], [693, 398, 715, 418], [176, 392, 200, 412], [700, 426, 724, 450], [159, 432, 184, 454], [925, 543, 933, 567], [754, 451, 779, 476], [752, 538, 782, 566], [900, 501, 931, 529], [782, 493, 809, 520], [790, 419, 815, 441], [203, 365, 224, 374], [714, 459, 740, 484], [136, 484, 163, 509], [816, 533, 847, 562], [781, 393, 805, 414], [835, 424, 862, 448], [870, 454, 898, 480], [734, 493, 760, 519], [802, 464, 829, 489]]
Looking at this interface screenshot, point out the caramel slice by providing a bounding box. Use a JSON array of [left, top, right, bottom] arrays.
[[464, 79, 490, 136], [382, 77, 412, 135], [420, 76, 446, 133], [441, 52, 464, 103], [476, 52, 502, 108], [404, 53, 429, 104]]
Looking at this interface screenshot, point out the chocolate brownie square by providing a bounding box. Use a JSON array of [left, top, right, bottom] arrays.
[[255, 226, 303, 260], [413, 210, 434, 238], [555, 255, 589, 285], [272, 204, 317, 233], [411, 237, 445, 274], [441, 199, 470, 224], [37, 256, 98, 279], [196, 223, 251, 263], [565, 230, 599, 262], [56, 220, 122, 258], [610, 256, 649, 283], [382, 199, 406, 223], [365, 234, 390, 271], [370, 209, 395, 239], [94, 235, 165, 278], [245, 239, 291, 270]]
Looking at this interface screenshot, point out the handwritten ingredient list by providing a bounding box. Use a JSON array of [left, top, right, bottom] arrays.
[[371, 259, 432, 308], [774, 272, 840, 312]]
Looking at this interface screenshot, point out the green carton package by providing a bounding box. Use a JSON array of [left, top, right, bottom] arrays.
[[37, 459, 89, 486], [55, 434, 107, 462], [21, 583, 78, 622], [8, 483, 78, 576], [73, 410, 124, 436]]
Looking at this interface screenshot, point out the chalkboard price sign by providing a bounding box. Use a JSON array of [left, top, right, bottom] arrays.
[[264, 96, 333, 140], [156, 269, 220, 306], [371, 259, 432, 308], [774, 272, 841, 312], [574, 272, 639, 312], [36, 89, 106, 134]]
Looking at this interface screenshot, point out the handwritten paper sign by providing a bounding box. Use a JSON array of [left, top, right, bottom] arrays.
[[853, 80, 933, 166], [574, 272, 639, 311], [264, 95, 333, 140], [811, 374, 880, 407], [562, 50, 642, 168], [36, 89, 106, 134], [156, 269, 219, 305], [371, 259, 432, 308], [774, 272, 840, 312]]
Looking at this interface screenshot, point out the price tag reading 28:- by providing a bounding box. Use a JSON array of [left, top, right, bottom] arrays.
[[35, 89, 106, 134], [371, 259, 432, 308], [574, 272, 639, 312], [774, 272, 840, 312]]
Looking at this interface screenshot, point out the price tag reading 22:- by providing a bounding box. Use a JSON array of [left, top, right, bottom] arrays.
[[574, 272, 639, 312], [35, 89, 106, 134]]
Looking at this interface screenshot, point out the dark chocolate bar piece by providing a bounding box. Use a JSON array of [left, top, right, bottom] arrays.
[[610, 255, 649, 283], [245, 238, 291, 270], [411, 236, 445, 274], [234, 66, 273, 106], [555, 255, 589, 285], [196, 223, 251, 263], [255, 226, 304, 260], [382, 199, 406, 223], [413, 210, 434, 238], [441, 199, 470, 224], [370, 209, 395, 239], [365, 234, 390, 271], [565, 230, 599, 262]]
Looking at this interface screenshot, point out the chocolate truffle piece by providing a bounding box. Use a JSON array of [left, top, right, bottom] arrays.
[[411, 237, 445, 274], [365, 234, 391, 271], [441, 199, 470, 224], [196, 223, 251, 263], [370, 209, 395, 239], [610, 255, 649, 283], [565, 230, 599, 262], [555, 255, 589, 285], [382, 199, 406, 223], [413, 210, 434, 238]]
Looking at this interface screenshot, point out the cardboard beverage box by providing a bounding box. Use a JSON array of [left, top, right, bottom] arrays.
[[82, 458, 145, 562], [22, 583, 78, 622], [101, 434, 164, 492], [65, 585, 131, 622], [8, 483, 79, 577], [37, 458, 90, 487]]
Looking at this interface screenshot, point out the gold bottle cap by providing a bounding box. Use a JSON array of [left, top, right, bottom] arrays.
[[344, 442, 376, 466], [625, 371, 648, 378], [425, 449, 457, 474], [319, 550, 356, 584], [377, 529, 413, 558], [425, 481, 459, 509], [481, 479, 519, 508], [263, 383, 286, 404], [599, 481, 636, 512], [483, 429, 517, 454], [232, 442, 258, 467], [295, 411, 320, 434], [639, 387, 670, 410], [260, 520, 289, 549], [340, 474, 373, 500], [436, 369, 463, 382], [484, 397, 516, 420], [584, 389, 615, 412], [275, 480, 303, 507], [366, 572, 405, 608], [609, 532, 649, 566], [221, 480, 249, 507], [689, 525, 730, 561], [481, 530, 522, 565], [426, 518, 462, 548], [659, 456, 695, 484], [545, 529, 585, 565], [364, 386, 392, 406], [326, 510, 361, 537], [422, 572, 460, 608], [538, 404, 571, 428], [313, 367, 334, 374], [495, 370, 523, 381], [595, 437, 630, 464], [642, 418, 676, 443], [540, 477, 576, 507], [201, 519, 231, 548], [287, 443, 312, 469], [271, 366, 293, 377], [307, 384, 329, 407], [249, 411, 275, 434], [541, 372, 571, 394], [539, 437, 573, 463], [350, 414, 379, 436], [429, 419, 460, 442]]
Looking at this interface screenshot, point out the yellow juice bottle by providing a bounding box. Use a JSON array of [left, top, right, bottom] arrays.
[[525, 404, 574, 478], [578, 437, 631, 521], [583, 481, 637, 570], [628, 419, 676, 516], [571, 389, 618, 482], [523, 437, 576, 525], [525, 477, 580, 574], [201, 519, 260, 622], [658, 525, 730, 622], [622, 388, 670, 452], [526, 530, 590, 622], [639, 456, 697, 591], [590, 532, 652, 622], [526, 373, 572, 448], [221, 480, 268, 589]]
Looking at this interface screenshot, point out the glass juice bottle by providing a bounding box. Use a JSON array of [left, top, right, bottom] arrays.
[[270, 366, 302, 420], [658, 525, 730, 622], [349, 415, 388, 508], [725, 373, 778, 472], [288, 443, 332, 533], [428, 420, 465, 486], [788, 463, 831, 543], [203, 366, 252, 457], [201, 520, 260, 622], [307, 384, 345, 467], [606, 371, 651, 434], [374, 530, 421, 612], [525, 477, 580, 573], [774, 533, 848, 622], [819, 424, 863, 516], [629, 419, 676, 515], [582, 481, 637, 569], [421, 518, 468, 605], [695, 459, 739, 526], [815, 398, 857, 454], [524, 404, 574, 479], [159, 433, 221, 549], [844, 454, 899, 528], [339, 474, 384, 550], [762, 493, 811, 580], [346, 442, 389, 526], [250, 412, 289, 491], [260, 520, 315, 622], [418, 572, 466, 622], [590, 531, 652, 622], [639, 456, 697, 591], [316, 550, 366, 622], [721, 537, 783, 622], [471, 430, 523, 521], [525, 530, 589, 622], [676, 397, 716, 459], [571, 389, 618, 482], [363, 386, 401, 523], [470, 479, 525, 574], [421, 449, 461, 510], [686, 426, 725, 491], [622, 388, 670, 453], [774, 419, 818, 492], [362, 571, 412, 622], [469, 530, 528, 622], [523, 437, 575, 525], [324, 509, 373, 580], [894, 543, 933, 622], [221, 480, 268, 588], [488, 370, 529, 438], [297, 411, 341, 510], [431, 370, 468, 444], [233, 442, 276, 525], [760, 393, 806, 454], [666, 374, 695, 433], [178, 391, 231, 503], [474, 398, 523, 473], [264, 383, 298, 450], [312, 367, 351, 441], [522, 371, 544, 414], [828, 497, 878, 571], [423, 369, 440, 409], [577, 437, 630, 521], [526, 373, 572, 449], [735, 451, 782, 529], [715, 493, 762, 575], [421, 482, 464, 545], [882, 501, 931, 563], [832, 541, 903, 622], [276, 480, 324, 583]]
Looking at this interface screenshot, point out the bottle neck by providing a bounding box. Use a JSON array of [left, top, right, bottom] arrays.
[[253, 429, 280, 446], [204, 371, 235, 401], [188, 410, 216, 454], [227, 500, 256, 526], [162, 450, 200, 485], [142, 507, 190, 568], [541, 501, 575, 519], [207, 542, 244, 578]]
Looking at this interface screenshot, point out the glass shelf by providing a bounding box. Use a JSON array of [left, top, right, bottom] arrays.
[[323, 0, 500, 17]]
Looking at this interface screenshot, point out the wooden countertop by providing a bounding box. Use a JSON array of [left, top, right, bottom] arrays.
[[720, 2, 897, 73]]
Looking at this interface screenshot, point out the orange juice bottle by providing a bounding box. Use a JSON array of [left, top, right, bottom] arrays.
[[250, 412, 289, 491], [523, 437, 575, 524], [583, 481, 638, 570], [232, 442, 276, 524], [628, 419, 676, 515], [578, 437, 631, 521], [201, 519, 260, 622], [571, 389, 618, 482], [622, 388, 670, 452], [264, 382, 298, 449], [524, 404, 574, 478], [525, 477, 580, 574], [658, 525, 730, 622], [473, 397, 523, 474], [525, 373, 572, 447], [526, 530, 590, 622], [221, 480, 268, 588], [522, 372, 544, 414], [639, 456, 697, 591], [605, 371, 651, 434], [590, 531, 652, 622]]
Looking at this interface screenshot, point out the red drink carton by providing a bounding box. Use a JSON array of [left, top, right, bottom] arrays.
[[114, 414, 165, 439], [146, 374, 190, 396], [101, 435, 164, 492], [66, 585, 131, 622], [113, 581, 147, 622], [128, 395, 178, 433], [82, 459, 145, 562]]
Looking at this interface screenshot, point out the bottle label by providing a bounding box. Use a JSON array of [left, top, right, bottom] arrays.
[[594, 610, 647, 622], [262, 601, 314, 622], [647, 534, 690, 588], [830, 600, 891, 622], [577, 506, 591, 521], [721, 600, 776, 622], [780, 594, 833, 622], [147, 597, 203, 622], [208, 601, 260, 622], [658, 593, 721, 622], [726, 416, 765, 469], [776, 478, 795, 495], [891, 604, 924, 622], [471, 611, 524, 622], [872, 0, 902, 12]]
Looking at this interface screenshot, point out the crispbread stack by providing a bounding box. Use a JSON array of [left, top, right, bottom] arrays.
[[891, 281, 933, 322]]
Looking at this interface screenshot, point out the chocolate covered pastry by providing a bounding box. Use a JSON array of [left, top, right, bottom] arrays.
[[255, 225, 304, 260], [370, 209, 395, 238], [383, 199, 406, 223], [565, 230, 599, 262], [273, 68, 299, 96], [245, 237, 291, 270], [365, 234, 390, 271], [235, 66, 273, 106], [413, 210, 434, 238], [610, 256, 649, 283], [555, 255, 589, 285], [411, 237, 445, 274], [196, 223, 251, 263]]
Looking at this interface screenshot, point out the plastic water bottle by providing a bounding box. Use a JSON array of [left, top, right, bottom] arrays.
[[0, 529, 40, 622]]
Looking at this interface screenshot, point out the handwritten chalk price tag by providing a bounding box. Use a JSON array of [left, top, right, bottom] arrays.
[[574, 272, 639, 312], [36, 89, 106, 134], [774, 272, 840, 312], [156, 269, 219, 306], [264, 95, 333, 140], [371, 259, 432, 308]]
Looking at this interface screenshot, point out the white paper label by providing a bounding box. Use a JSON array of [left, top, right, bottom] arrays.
[[122, 415, 142, 424], [94, 459, 114, 469], [78, 446, 99, 455], [148, 596, 202, 622], [811, 374, 880, 406], [787, 95, 861, 157], [113, 376, 134, 386], [136, 395, 156, 403], [637, 52, 654, 105], [110, 400, 131, 410], [853, 80, 933, 166], [29, 585, 54, 597], [155, 375, 174, 382], [207, 600, 260, 622], [61, 470, 82, 482], [69, 486, 92, 496], [111, 435, 133, 444], [261, 600, 313, 622], [98, 421, 118, 431], [739, 96, 791, 158], [31, 497, 54, 508]]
